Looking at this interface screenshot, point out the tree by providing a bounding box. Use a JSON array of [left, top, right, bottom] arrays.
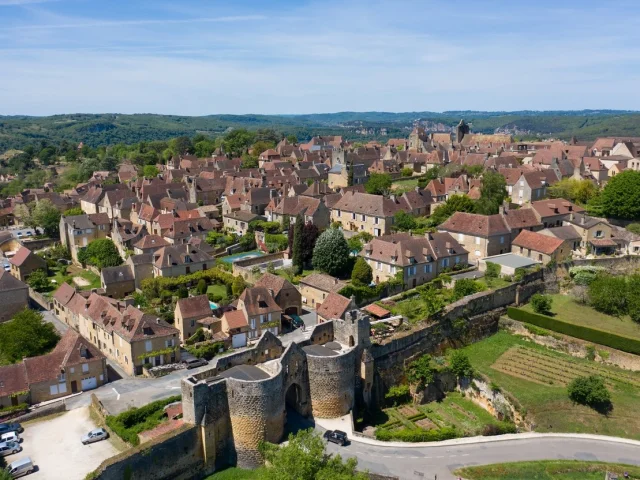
[[365, 173, 393, 195], [31, 199, 62, 237], [421, 286, 446, 318], [0, 308, 59, 364], [406, 354, 435, 389], [351, 257, 373, 286], [429, 194, 475, 226], [38, 146, 57, 165], [627, 274, 640, 323], [79, 158, 101, 181], [598, 170, 640, 219], [63, 207, 84, 217], [549, 178, 598, 205], [286, 135, 298, 144], [452, 278, 483, 300], [100, 156, 118, 171], [312, 228, 350, 277], [567, 375, 611, 413], [347, 158, 354, 187], [169, 136, 194, 155], [530, 293, 553, 315], [143, 165, 160, 178], [197, 279, 208, 296], [393, 211, 417, 231], [627, 223, 640, 235], [12, 203, 34, 229], [251, 140, 276, 156], [27, 269, 50, 292], [401, 167, 414, 177], [485, 261, 501, 279], [258, 429, 367, 480], [588, 274, 628, 317], [232, 276, 246, 297], [223, 129, 256, 157], [194, 139, 216, 158], [475, 171, 508, 215], [301, 222, 320, 266], [292, 215, 304, 274], [82, 239, 123, 270], [240, 154, 259, 169], [448, 350, 474, 379]]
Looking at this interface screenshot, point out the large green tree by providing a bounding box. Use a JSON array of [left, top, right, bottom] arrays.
[[0, 309, 60, 364], [365, 173, 393, 195], [78, 239, 123, 270], [292, 214, 304, 275], [429, 194, 476, 225], [312, 228, 350, 277], [549, 178, 598, 205], [32, 199, 62, 237], [223, 129, 256, 157], [598, 170, 640, 219], [475, 171, 508, 215], [351, 257, 373, 286], [258, 429, 367, 480]]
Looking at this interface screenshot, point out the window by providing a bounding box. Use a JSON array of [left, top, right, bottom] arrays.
[[475, 250, 480, 256], [145, 340, 152, 352], [82, 363, 89, 373], [361, 214, 366, 221], [375, 217, 379, 225], [190, 319, 195, 328], [458, 233, 464, 242], [475, 236, 481, 245], [337, 209, 341, 217], [352, 213, 356, 220], [455, 256, 460, 264], [442, 258, 449, 267], [376, 262, 382, 270], [268, 313, 272, 321], [424, 264, 432, 273], [49, 385, 59, 395], [595, 230, 603, 238], [500, 236, 505, 244], [250, 318, 256, 330], [70, 367, 75, 374], [374, 228, 381, 236], [260, 314, 264, 323]]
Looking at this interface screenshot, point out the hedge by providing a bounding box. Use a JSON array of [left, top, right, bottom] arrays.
[[375, 426, 458, 442], [105, 395, 181, 446], [507, 307, 640, 355], [141, 268, 234, 300]]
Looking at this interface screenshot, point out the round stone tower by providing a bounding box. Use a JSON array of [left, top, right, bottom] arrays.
[[305, 343, 356, 418], [226, 365, 284, 469]]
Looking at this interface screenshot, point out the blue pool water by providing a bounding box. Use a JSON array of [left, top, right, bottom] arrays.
[[209, 301, 218, 310], [220, 250, 266, 264]]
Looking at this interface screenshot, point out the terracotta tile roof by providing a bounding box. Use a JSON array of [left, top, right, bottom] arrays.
[[501, 208, 543, 230], [266, 196, 322, 217], [101, 265, 135, 285], [363, 232, 466, 266], [363, 304, 391, 318], [317, 292, 352, 320], [0, 270, 27, 292], [439, 212, 510, 237], [254, 273, 293, 296], [176, 295, 212, 320], [540, 226, 581, 241], [530, 199, 584, 218], [513, 230, 564, 255], [589, 238, 617, 247], [332, 191, 407, 217], [299, 273, 346, 293], [52, 282, 76, 306], [153, 245, 213, 269], [223, 310, 248, 330], [239, 287, 281, 316], [134, 235, 169, 250], [0, 363, 28, 397], [9, 246, 34, 267], [87, 212, 110, 226]]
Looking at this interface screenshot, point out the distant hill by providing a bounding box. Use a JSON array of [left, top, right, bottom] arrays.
[[1, 110, 639, 150]]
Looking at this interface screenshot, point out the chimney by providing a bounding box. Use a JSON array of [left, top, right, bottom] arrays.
[[72, 220, 76, 229], [268, 288, 274, 297], [581, 215, 586, 225], [167, 253, 172, 264], [570, 212, 575, 221]]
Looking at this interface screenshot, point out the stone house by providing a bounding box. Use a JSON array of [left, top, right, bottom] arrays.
[[9, 246, 47, 282], [174, 295, 213, 343], [152, 245, 213, 278], [0, 329, 107, 406], [0, 271, 29, 323], [511, 230, 572, 264], [317, 292, 356, 323], [237, 287, 282, 341], [298, 273, 346, 308], [538, 226, 582, 253], [499, 204, 543, 241], [265, 196, 331, 229], [254, 273, 302, 315], [133, 234, 170, 255], [438, 212, 511, 261], [528, 199, 585, 228], [184, 177, 225, 205], [221, 310, 250, 348], [511, 170, 559, 205], [330, 191, 407, 237], [361, 232, 468, 289], [563, 214, 616, 255], [162, 217, 216, 245], [98, 189, 137, 219], [327, 162, 369, 189], [59, 213, 111, 264], [100, 265, 136, 299], [126, 254, 154, 290], [223, 211, 262, 236]]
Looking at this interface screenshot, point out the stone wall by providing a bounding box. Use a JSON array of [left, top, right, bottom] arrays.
[[307, 348, 356, 418]]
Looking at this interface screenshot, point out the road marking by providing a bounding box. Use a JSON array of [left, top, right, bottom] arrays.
[[112, 387, 120, 400]]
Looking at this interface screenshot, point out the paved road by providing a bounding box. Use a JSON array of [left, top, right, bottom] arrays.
[[324, 436, 640, 480]]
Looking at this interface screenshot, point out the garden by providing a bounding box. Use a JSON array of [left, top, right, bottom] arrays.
[[455, 460, 640, 480], [461, 331, 640, 439]]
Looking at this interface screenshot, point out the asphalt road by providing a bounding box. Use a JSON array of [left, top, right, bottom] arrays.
[[325, 437, 640, 480]]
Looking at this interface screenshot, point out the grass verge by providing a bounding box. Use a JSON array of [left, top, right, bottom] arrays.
[[455, 460, 640, 479]]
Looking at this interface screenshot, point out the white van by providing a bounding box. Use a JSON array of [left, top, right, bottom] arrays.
[[0, 432, 20, 444], [6, 457, 34, 478]]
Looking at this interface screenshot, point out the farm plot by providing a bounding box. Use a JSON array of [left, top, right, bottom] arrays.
[[492, 345, 640, 389]]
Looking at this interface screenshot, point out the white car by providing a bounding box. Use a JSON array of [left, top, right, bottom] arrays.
[[0, 432, 20, 444], [81, 428, 109, 445], [0, 441, 21, 457]]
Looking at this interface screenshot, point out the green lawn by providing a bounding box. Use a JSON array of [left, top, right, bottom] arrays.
[[43, 265, 101, 296], [205, 467, 258, 479], [521, 294, 640, 341], [391, 177, 420, 193], [461, 331, 640, 439], [456, 460, 640, 479], [207, 284, 227, 297]]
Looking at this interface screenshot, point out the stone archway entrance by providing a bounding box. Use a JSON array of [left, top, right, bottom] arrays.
[[285, 383, 305, 416], [285, 306, 300, 315]]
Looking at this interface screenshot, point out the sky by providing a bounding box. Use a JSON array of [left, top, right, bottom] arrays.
[[1, 0, 640, 116]]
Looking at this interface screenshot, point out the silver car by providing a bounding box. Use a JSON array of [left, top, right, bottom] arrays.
[[81, 428, 109, 445], [0, 441, 21, 457]]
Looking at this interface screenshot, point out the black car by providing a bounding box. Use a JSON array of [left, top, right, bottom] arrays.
[[0, 423, 23, 435], [323, 430, 348, 446]]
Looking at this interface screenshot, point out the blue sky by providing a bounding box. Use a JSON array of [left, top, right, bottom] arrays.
[[1, 0, 639, 115]]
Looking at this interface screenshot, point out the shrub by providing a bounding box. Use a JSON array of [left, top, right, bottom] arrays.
[[508, 306, 640, 355], [232, 276, 246, 297], [588, 274, 627, 317], [186, 341, 225, 360], [567, 375, 612, 413], [196, 279, 207, 295], [351, 257, 373, 286], [401, 167, 414, 177], [375, 426, 458, 442], [569, 265, 605, 286], [312, 227, 350, 277], [406, 355, 436, 389], [448, 350, 474, 379], [265, 233, 289, 253], [485, 262, 501, 279], [530, 294, 553, 315], [481, 423, 517, 436], [452, 278, 483, 300], [384, 384, 410, 407], [186, 328, 206, 345], [585, 345, 596, 361]]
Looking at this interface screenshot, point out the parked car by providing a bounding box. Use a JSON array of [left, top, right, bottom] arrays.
[[183, 358, 208, 369], [1, 432, 21, 444], [6, 457, 35, 478], [81, 428, 109, 445], [0, 424, 23, 435], [16, 232, 22, 238], [0, 441, 21, 457], [323, 430, 348, 446]]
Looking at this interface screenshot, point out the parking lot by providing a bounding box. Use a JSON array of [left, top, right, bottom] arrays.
[[13, 407, 118, 480]]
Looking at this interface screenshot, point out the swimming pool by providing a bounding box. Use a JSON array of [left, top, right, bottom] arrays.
[[220, 250, 266, 264], [209, 301, 218, 310]]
